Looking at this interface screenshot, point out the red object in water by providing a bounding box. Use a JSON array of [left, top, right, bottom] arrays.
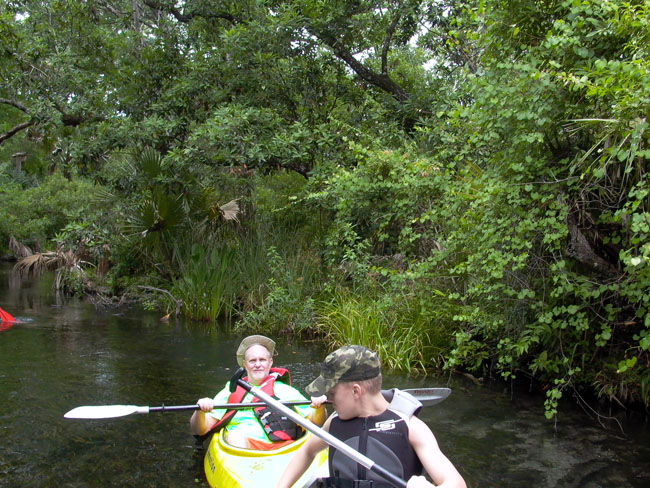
[[0, 306, 17, 326]]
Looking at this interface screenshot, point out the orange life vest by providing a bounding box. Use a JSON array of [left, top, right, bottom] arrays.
[[210, 367, 304, 442]]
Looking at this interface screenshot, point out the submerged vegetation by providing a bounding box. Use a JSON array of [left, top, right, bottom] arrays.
[[1, 0, 649, 417]]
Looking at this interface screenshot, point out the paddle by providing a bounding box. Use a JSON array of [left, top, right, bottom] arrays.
[[64, 400, 323, 419], [63, 387, 450, 420], [237, 379, 449, 488]]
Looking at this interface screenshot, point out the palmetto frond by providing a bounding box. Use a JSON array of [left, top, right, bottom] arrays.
[[14, 249, 87, 291], [8, 236, 32, 258], [138, 147, 167, 180], [218, 199, 241, 223], [14, 252, 61, 277]]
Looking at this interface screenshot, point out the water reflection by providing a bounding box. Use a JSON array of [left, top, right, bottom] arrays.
[[1, 263, 649, 487]]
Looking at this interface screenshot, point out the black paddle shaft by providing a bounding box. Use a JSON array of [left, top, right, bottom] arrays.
[[149, 405, 201, 412], [148, 400, 322, 413]]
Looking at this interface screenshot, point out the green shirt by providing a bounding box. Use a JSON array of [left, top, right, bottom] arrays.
[[207, 381, 313, 441]]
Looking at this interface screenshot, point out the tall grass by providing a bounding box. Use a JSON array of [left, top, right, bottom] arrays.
[[230, 225, 274, 315], [314, 290, 430, 372], [172, 244, 235, 321], [235, 244, 321, 335]]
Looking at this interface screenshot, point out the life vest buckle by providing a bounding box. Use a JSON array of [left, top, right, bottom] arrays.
[[319, 478, 394, 488], [352, 481, 375, 488]]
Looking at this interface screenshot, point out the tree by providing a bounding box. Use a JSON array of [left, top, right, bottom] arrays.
[[414, 0, 650, 413], [2, 1, 471, 172]]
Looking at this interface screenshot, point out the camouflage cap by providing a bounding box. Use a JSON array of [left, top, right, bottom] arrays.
[[305, 345, 381, 396], [236, 335, 276, 366]]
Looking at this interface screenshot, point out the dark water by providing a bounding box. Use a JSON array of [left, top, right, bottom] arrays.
[[1, 264, 649, 487]]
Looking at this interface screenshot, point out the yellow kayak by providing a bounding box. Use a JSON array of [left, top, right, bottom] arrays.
[[204, 430, 328, 488]]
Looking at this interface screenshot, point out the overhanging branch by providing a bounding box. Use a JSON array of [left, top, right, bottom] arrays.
[[0, 98, 30, 113], [382, 13, 401, 75], [0, 121, 34, 145], [314, 28, 409, 102], [141, 0, 238, 24]]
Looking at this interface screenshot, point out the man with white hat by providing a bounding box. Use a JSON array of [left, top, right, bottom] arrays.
[[191, 335, 326, 449]]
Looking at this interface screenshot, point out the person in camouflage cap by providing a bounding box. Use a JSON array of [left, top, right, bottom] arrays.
[[277, 345, 467, 488], [305, 345, 382, 397]]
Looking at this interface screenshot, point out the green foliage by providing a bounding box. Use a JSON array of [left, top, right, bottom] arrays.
[[113, 147, 241, 274], [314, 289, 430, 372], [411, 0, 650, 416], [301, 145, 466, 370], [172, 244, 236, 321], [305, 144, 446, 269], [3, 0, 650, 418], [0, 171, 100, 251], [296, 0, 650, 416], [236, 246, 321, 335]]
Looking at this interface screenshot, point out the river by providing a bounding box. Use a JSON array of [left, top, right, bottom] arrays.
[[1, 263, 648, 487]]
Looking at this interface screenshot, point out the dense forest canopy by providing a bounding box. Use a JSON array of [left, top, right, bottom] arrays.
[[1, 0, 649, 418]]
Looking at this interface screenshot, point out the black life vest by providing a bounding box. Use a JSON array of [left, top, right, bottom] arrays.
[[327, 408, 423, 486], [210, 367, 304, 442]]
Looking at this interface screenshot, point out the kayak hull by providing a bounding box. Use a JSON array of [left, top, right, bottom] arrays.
[[204, 430, 328, 488]]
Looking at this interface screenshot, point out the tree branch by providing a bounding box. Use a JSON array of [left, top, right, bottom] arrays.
[[313, 28, 409, 102], [0, 121, 34, 145], [141, 0, 238, 24], [0, 97, 30, 113], [138, 285, 183, 317], [382, 13, 401, 75], [566, 212, 619, 277]]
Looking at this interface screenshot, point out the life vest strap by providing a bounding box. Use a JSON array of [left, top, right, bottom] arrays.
[[316, 477, 396, 488], [206, 367, 296, 439]]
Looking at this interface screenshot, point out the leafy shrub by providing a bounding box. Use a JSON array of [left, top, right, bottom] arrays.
[[0, 171, 100, 252], [235, 246, 320, 335]]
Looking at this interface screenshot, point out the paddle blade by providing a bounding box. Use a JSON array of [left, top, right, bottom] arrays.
[[64, 405, 147, 419], [403, 387, 452, 406]]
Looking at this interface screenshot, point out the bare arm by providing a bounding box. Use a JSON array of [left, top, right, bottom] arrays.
[[275, 415, 331, 488], [190, 397, 219, 436], [407, 416, 466, 488]]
